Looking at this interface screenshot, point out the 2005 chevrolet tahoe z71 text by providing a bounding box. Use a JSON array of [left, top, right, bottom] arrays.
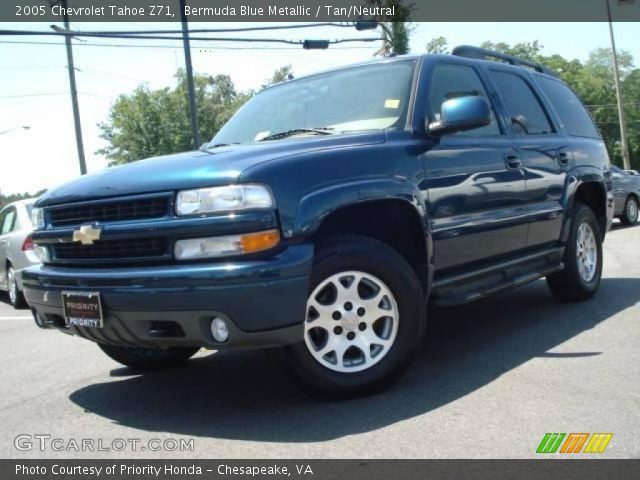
[[23, 46, 615, 397]]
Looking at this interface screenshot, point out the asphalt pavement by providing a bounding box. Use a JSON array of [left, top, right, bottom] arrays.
[[1, 222, 639, 459]]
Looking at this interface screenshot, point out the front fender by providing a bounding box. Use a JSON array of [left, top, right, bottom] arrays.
[[292, 178, 430, 239]]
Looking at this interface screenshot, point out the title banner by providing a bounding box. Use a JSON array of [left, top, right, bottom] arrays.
[[2, 0, 640, 22]]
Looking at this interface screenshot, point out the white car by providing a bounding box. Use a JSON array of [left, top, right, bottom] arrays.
[[0, 199, 40, 308]]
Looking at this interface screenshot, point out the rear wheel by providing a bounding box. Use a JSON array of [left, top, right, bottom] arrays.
[[281, 234, 426, 398], [98, 344, 199, 370], [547, 202, 603, 302], [621, 196, 639, 225], [6, 266, 27, 309]]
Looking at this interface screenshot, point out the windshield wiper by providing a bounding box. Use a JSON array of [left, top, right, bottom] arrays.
[[258, 127, 334, 142]]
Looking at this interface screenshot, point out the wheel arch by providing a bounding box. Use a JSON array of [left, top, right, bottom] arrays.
[[293, 179, 433, 290], [562, 169, 609, 242]]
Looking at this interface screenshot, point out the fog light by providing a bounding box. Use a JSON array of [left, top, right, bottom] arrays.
[[210, 317, 229, 342]]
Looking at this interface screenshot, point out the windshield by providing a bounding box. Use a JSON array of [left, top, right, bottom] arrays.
[[211, 60, 416, 145]]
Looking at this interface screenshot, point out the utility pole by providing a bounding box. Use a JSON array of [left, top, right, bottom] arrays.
[[179, 0, 200, 148], [606, 0, 631, 170], [57, 0, 87, 175]]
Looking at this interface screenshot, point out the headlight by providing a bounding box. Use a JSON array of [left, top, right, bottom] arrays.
[[176, 185, 273, 216], [31, 207, 45, 229], [174, 229, 280, 260]]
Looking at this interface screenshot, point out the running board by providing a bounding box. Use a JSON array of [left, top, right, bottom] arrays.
[[432, 247, 565, 307]]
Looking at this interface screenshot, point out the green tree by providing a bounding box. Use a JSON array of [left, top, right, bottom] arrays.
[[262, 65, 293, 89], [366, 1, 414, 56], [98, 66, 294, 165], [98, 69, 246, 165], [0, 189, 46, 209], [425, 36, 448, 55], [479, 40, 544, 62]]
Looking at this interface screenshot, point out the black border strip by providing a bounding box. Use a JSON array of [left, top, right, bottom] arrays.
[[2, 0, 640, 22]]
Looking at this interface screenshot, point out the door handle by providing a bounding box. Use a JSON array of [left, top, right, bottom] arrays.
[[504, 153, 522, 170], [557, 151, 571, 166]]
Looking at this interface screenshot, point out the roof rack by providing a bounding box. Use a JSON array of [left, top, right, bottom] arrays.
[[451, 45, 558, 78]]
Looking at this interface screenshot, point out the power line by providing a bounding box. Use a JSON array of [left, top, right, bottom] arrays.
[[77, 68, 144, 82], [0, 65, 63, 70], [0, 29, 382, 46], [0, 39, 378, 50], [0, 92, 67, 99], [77, 23, 355, 35], [0, 91, 124, 100], [78, 92, 115, 99]]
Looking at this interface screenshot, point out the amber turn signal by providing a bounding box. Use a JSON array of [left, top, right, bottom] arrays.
[[240, 229, 280, 254]]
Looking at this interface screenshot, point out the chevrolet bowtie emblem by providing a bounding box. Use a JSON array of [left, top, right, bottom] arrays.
[[72, 225, 102, 245]]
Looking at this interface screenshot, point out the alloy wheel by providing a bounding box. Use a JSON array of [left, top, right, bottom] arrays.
[[627, 199, 638, 223], [576, 223, 598, 283], [7, 267, 17, 305], [304, 271, 399, 373]]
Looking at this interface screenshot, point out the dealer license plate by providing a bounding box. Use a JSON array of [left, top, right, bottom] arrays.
[[62, 291, 104, 328]]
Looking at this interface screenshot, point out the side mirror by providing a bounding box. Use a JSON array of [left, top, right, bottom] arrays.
[[428, 96, 491, 136]]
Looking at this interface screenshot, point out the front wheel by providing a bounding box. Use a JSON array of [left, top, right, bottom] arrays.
[[281, 234, 426, 398], [547, 202, 603, 302], [98, 344, 199, 370], [621, 196, 639, 225]]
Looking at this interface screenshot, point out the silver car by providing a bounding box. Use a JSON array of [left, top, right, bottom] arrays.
[[611, 165, 640, 225], [0, 199, 40, 308]]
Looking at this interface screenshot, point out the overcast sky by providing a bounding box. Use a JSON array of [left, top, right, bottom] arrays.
[[0, 21, 638, 195]]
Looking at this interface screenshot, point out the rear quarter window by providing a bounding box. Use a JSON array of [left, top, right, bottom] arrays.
[[536, 76, 600, 139]]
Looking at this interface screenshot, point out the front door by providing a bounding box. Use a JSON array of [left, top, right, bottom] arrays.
[[422, 62, 528, 272]]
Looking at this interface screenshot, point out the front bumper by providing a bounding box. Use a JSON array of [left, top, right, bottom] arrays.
[[22, 244, 313, 349]]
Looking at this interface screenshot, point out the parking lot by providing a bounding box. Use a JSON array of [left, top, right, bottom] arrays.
[[1, 222, 639, 459]]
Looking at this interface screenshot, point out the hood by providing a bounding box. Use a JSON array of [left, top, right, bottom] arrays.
[[37, 131, 386, 207]]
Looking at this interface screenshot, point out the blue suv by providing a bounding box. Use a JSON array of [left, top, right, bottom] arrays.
[[24, 46, 614, 396]]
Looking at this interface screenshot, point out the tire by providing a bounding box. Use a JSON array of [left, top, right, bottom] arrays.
[[98, 343, 199, 370], [621, 196, 639, 226], [280, 234, 426, 398], [547, 202, 603, 302], [6, 265, 27, 309]]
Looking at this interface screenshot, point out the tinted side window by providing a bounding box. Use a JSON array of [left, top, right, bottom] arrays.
[[490, 71, 552, 135], [537, 76, 600, 138], [429, 63, 501, 136]]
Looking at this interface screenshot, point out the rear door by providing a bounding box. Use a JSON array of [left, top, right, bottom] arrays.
[[534, 74, 611, 218], [488, 69, 569, 248], [422, 61, 528, 271]]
